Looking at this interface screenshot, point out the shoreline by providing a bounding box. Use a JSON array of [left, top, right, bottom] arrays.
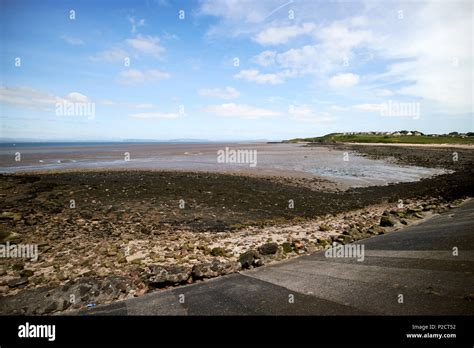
[[0, 144, 473, 314]]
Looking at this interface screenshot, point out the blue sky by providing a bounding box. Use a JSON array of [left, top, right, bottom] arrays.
[[1, 0, 472, 141]]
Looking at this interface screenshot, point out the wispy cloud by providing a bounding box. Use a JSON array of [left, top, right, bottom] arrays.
[[234, 69, 295, 84], [130, 111, 182, 119], [60, 35, 84, 45], [202, 103, 280, 119], [328, 73, 360, 88], [118, 69, 170, 84], [198, 86, 240, 99], [288, 105, 335, 124], [91, 35, 165, 62], [128, 16, 145, 34], [0, 86, 91, 111], [253, 23, 316, 45]]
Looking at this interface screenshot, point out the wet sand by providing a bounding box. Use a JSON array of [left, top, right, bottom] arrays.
[[0, 143, 447, 188]]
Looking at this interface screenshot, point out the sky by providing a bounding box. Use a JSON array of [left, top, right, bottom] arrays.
[[0, 0, 473, 141]]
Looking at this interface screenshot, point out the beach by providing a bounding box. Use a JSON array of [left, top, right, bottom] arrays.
[[0, 143, 473, 314]]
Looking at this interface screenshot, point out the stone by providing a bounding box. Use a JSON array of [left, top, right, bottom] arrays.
[[147, 265, 192, 287], [258, 242, 278, 255], [192, 260, 240, 279], [210, 247, 226, 257], [239, 250, 259, 269], [12, 263, 24, 271], [7, 277, 28, 288], [281, 242, 293, 253], [319, 224, 330, 231], [380, 216, 395, 227], [0, 212, 22, 221], [19, 269, 34, 278]]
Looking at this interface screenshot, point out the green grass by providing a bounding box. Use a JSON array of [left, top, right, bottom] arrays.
[[287, 134, 474, 145]]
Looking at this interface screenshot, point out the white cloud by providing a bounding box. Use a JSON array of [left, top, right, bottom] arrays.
[[125, 35, 164, 58], [372, 1, 473, 112], [253, 23, 316, 45], [273, 45, 319, 73], [60, 35, 84, 45], [0, 86, 91, 111], [252, 50, 276, 67], [91, 35, 165, 62], [198, 86, 240, 99], [234, 69, 295, 84], [328, 73, 360, 88], [65, 92, 89, 103], [329, 105, 351, 112], [202, 103, 280, 119], [130, 112, 181, 119], [353, 103, 383, 112], [90, 47, 128, 62], [135, 103, 154, 109], [118, 69, 170, 84], [288, 105, 335, 124], [374, 89, 394, 97], [128, 16, 145, 34], [199, 0, 274, 24], [100, 100, 155, 109]]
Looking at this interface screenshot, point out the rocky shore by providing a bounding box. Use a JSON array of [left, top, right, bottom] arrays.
[[0, 145, 472, 314]]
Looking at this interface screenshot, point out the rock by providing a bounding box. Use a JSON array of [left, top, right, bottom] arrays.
[[192, 260, 240, 279], [319, 224, 330, 231], [423, 204, 437, 211], [239, 250, 259, 269], [0, 212, 22, 221], [317, 239, 329, 248], [210, 247, 226, 257], [11, 263, 24, 271], [25, 215, 37, 226], [281, 242, 293, 253], [368, 225, 384, 235], [380, 216, 395, 227], [464, 293, 474, 301], [7, 277, 28, 288], [292, 241, 305, 251], [413, 212, 424, 219], [43, 300, 59, 314], [19, 269, 34, 278], [1, 231, 21, 243], [147, 265, 192, 287], [258, 242, 278, 255], [336, 235, 353, 244], [80, 210, 93, 219], [400, 219, 408, 225]]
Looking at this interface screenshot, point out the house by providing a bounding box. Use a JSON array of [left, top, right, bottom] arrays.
[[392, 131, 401, 136], [406, 131, 412, 135]]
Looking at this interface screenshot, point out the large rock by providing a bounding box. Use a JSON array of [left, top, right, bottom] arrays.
[[7, 277, 28, 288], [148, 265, 192, 287], [0, 276, 133, 315], [239, 250, 259, 269], [0, 212, 22, 221], [210, 247, 226, 257], [192, 260, 240, 279], [258, 242, 279, 255], [380, 215, 395, 227]]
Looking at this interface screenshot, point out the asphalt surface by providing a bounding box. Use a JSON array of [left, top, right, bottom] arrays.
[[83, 199, 474, 315]]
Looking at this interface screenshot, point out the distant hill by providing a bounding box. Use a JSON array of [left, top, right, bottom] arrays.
[[285, 132, 474, 145]]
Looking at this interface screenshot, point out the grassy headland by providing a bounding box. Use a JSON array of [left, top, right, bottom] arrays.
[[286, 132, 474, 145]]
